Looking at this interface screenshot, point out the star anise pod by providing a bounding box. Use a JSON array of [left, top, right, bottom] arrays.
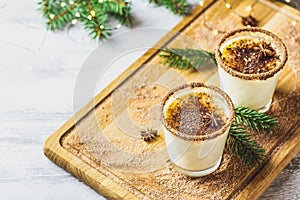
[[141, 128, 158, 142], [253, 42, 275, 58], [242, 15, 258, 27]]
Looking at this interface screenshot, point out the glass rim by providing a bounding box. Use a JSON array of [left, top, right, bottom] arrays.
[[161, 82, 234, 141], [215, 27, 288, 81]]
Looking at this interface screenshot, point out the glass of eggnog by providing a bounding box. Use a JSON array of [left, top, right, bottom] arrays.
[[161, 83, 234, 177], [215, 28, 288, 112]]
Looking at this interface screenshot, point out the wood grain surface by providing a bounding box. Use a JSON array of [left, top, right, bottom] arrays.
[[1, 0, 299, 199], [43, 0, 300, 199]]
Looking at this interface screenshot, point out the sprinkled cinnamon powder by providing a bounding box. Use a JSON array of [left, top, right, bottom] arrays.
[[221, 38, 280, 74]]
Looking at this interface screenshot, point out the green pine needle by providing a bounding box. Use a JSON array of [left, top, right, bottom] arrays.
[[226, 121, 266, 166], [159, 48, 216, 70], [148, 0, 189, 16], [101, 1, 132, 26], [39, 0, 189, 40], [38, 0, 132, 41], [234, 107, 278, 133]]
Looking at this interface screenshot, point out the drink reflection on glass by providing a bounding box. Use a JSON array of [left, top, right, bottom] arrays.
[[216, 28, 288, 112], [161, 83, 234, 177]]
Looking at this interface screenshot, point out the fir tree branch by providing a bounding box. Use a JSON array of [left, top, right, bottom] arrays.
[[159, 48, 216, 70], [102, 1, 132, 26], [38, 0, 132, 41], [38, 0, 80, 31], [85, 0, 104, 39], [47, 2, 79, 30], [49, 3, 78, 24], [148, 0, 189, 16], [226, 121, 266, 166], [82, 15, 111, 40], [234, 107, 278, 133]]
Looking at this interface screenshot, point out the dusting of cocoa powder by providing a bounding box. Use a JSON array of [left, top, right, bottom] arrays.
[[165, 92, 224, 136], [221, 39, 280, 74]]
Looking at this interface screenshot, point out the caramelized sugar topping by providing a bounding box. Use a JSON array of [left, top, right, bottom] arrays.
[[165, 92, 224, 136], [221, 38, 280, 74]]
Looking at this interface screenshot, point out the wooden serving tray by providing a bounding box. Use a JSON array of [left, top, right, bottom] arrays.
[[43, 0, 300, 199]]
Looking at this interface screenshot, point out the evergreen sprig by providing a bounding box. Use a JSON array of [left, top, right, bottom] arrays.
[[226, 120, 266, 166], [39, 0, 189, 40], [228, 107, 278, 166], [101, 1, 131, 26], [159, 48, 216, 70], [148, 0, 189, 16], [234, 107, 278, 133], [38, 0, 132, 41]]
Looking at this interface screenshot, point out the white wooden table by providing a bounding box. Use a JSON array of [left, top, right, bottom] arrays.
[[0, 0, 299, 199]]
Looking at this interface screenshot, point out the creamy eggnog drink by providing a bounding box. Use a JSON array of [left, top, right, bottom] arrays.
[[216, 28, 287, 112], [161, 83, 234, 177]]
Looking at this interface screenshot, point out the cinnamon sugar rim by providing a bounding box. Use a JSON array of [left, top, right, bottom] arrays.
[[161, 83, 234, 141], [215, 27, 288, 81]]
